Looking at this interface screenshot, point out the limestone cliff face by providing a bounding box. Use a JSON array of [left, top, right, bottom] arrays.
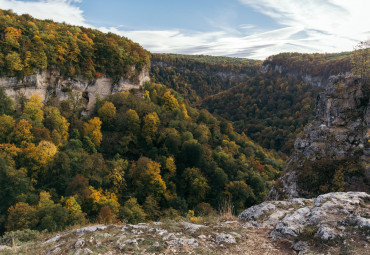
[[268, 75, 369, 199], [0, 67, 150, 113]]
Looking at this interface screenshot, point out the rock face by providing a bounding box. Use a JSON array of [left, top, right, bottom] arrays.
[[239, 192, 370, 254], [0, 67, 150, 113], [261, 63, 331, 87], [269, 75, 369, 199]]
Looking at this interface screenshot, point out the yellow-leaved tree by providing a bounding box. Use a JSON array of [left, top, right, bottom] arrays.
[[142, 112, 160, 141], [130, 157, 166, 201], [162, 91, 179, 110], [89, 186, 120, 215], [0, 114, 15, 143], [22, 94, 44, 125], [98, 101, 116, 125], [11, 119, 34, 147], [84, 117, 103, 147]]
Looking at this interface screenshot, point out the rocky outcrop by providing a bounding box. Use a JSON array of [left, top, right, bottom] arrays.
[[239, 192, 370, 254], [261, 63, 332, 87], [269, 75, 369, 199], [0, 67, 150, 113]]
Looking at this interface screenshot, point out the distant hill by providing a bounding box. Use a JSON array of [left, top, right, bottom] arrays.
[[151, 53, 261, 102]]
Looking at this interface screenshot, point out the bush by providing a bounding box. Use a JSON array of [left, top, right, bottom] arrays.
[[0, 229, 41, 246]]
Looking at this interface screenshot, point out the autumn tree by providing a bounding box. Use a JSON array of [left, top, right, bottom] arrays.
[[6, 202, 38, 231], [22, 94, 44, 125], [130, 157, 166, 202], [125, 109, 140, 134], [162, 91, 179, 110], [63, 196, 86, 225], [89, 186, 120, 216], [98, 101, 116, 125], [6, 52, 23, 75], [142, 112, 160, 141], [84, 117, 103, 147], [44, 106, 70, 146], [0, 115, 15, 143], [11, 119, 34, 146]]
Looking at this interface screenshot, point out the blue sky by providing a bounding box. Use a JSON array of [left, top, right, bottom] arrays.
[[1, 0, 369, 59]]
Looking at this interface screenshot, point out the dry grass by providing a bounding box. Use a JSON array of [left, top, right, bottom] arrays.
[[218, 199, 236, 221]]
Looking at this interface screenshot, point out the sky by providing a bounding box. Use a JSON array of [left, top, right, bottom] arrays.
[[0, 0, 369, 59]]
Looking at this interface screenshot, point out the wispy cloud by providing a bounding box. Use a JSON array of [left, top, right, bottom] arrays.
[[0, 0, 88, 27], [1, 0, 369, 59]]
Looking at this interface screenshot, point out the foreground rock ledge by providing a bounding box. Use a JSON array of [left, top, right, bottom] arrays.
[[239, 191, 370, 254]]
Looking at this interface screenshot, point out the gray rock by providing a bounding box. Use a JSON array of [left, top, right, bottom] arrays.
[[74, 238, 85, 249], [215, 233, 236, 244], [292, 241, 309, 254], [239, 192, 370, 242], [268, 76, 369, 199], [43, 234, 62, 244], [182, 222, 206, 233], [45, 247, 61, 255], [315, 225, 337, 241], [75, 225, 107, 234]]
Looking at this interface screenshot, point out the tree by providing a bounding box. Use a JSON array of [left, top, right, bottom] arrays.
[[11, 119, 34, 146], [142, 112, 160, 141], [98, 101, 116, 125], [22, 94, 44, 125], [125, 109, 140, 134], [84, 117, 103, 147], [143, 195, 161, 220], [0, 115, 15, 143], [6, 202, 38, 231], [225, 181, 256, 213], [44, 106, 70, 146], [182, 167, 210, 205], [63, 196, 86, 225], [130, 157, 166, 201], [6, 52, 23, 74], [120, 198, 146, 224], [351, 40, 370, 81], [0, 88, 14, 115], [37, 191, 68, 232], [162, 91, 179, 110], [89, 186, 120, 216]]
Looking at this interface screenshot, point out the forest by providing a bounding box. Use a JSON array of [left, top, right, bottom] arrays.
[[151, 53, 261, 102], [0, 9, 150, 81], [151, 51, 358, 154], [0, 82, 283, 234]]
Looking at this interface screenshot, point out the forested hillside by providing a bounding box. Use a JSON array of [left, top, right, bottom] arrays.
[[200, 73, 322, 154], [0, 80, 282, 234], [151, 53, 261, 102], [151, 51, 359, 154], [0, 9, 150, 81], [262, 52, 352, 81]]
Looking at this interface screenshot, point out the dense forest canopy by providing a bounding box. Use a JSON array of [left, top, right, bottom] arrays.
[[0, 81, 283, 234], [151, 53, 261, 102], [0, 9, 150, 81], [151, 51, 358, 154]]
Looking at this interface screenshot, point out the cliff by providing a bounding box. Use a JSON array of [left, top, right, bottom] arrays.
[[261, 52, 352, 87], [269, 75, 369, 199], [0, 67, 150, 113]]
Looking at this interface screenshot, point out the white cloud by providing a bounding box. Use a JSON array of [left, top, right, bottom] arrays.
[[0, 0, 88, 26], [97, 0, 370, 59]]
